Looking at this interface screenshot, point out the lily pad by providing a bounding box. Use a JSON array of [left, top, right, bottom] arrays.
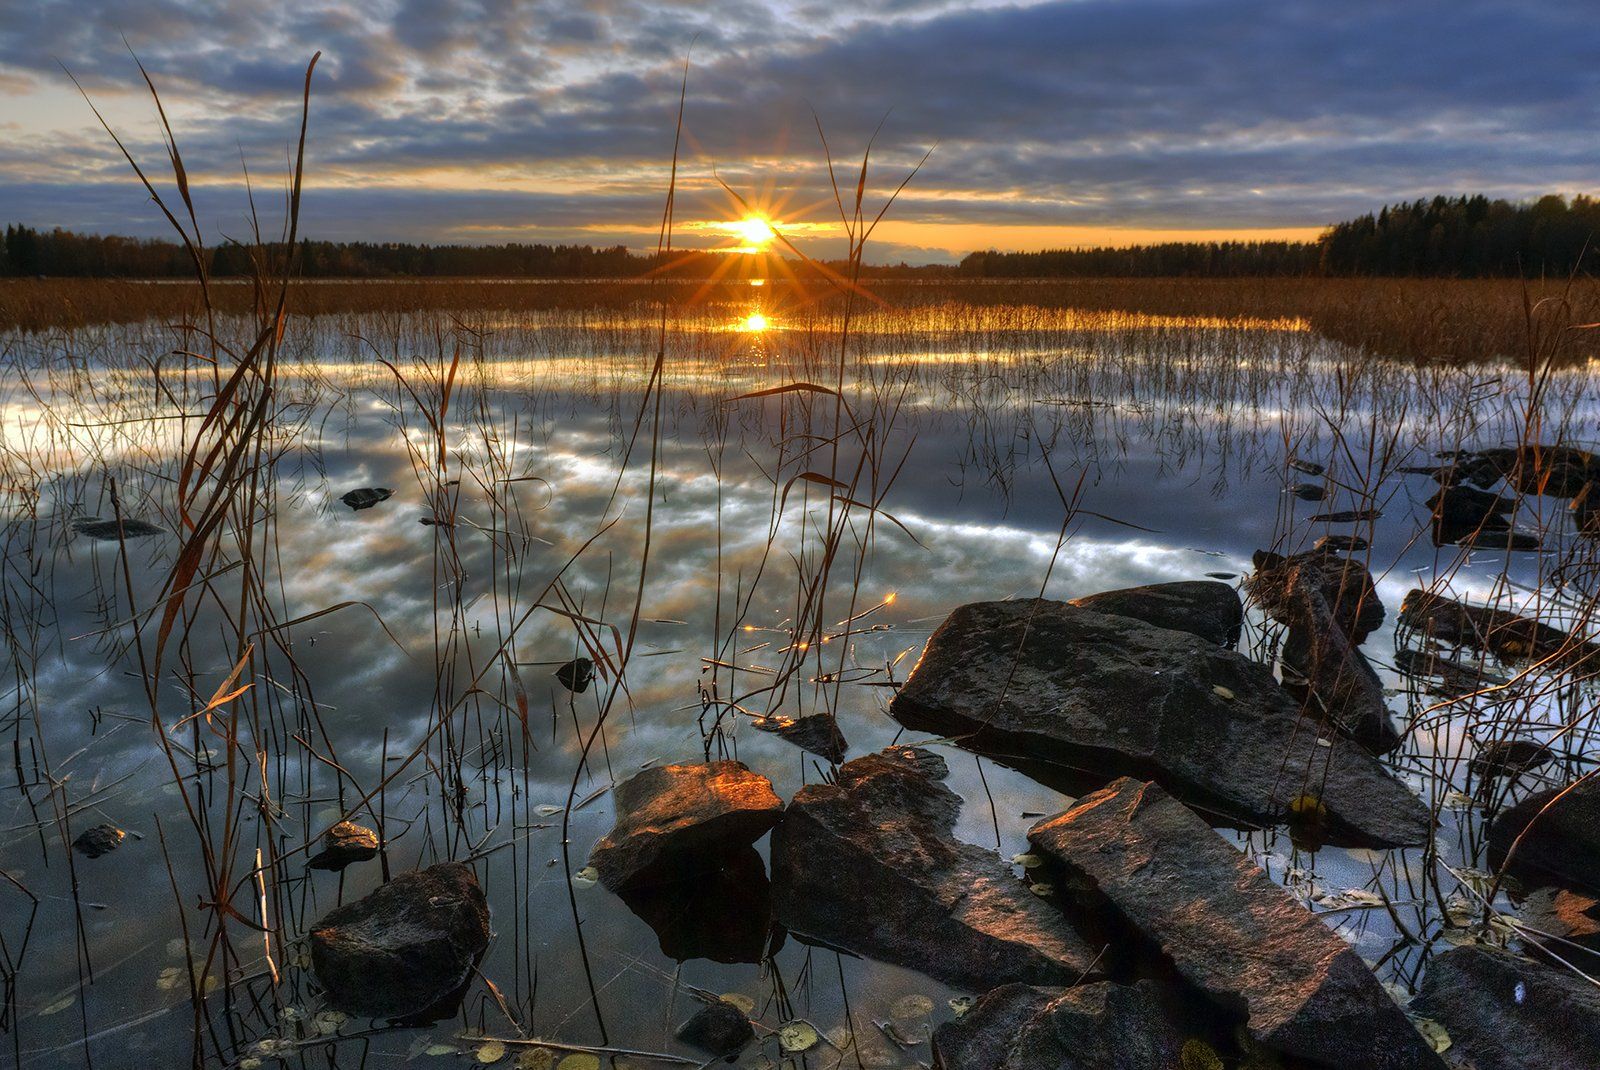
[[778, 1021, 819, 1053]]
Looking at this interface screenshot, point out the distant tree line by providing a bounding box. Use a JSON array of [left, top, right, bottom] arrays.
[[7, 194, 1600, 279]]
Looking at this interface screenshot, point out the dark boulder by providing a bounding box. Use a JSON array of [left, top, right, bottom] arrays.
[[770, 747, 1102, 990], [1413, 944, 1600, 1070], [1518, 887, 1600, 955], [754, 713, 847, 763], [1291, 483, 1327, 502], [674, 999, 754, 1058], [1451, 445, 1600, 498], [1428, 484, 1515, 547], [1250, 548, 1384, 645], [1288, 457, 1325, 476], [930, 981, 1199, 1070], [1469, 739, 1556, 782], [1068, 579, 1243, 647], [1316, 534, 1369, 552], [339, 487, 393, 511], [892, 600, 1430, 847], [309, 821, 380, 872], [1309, 509, 1382, 523], [309, 862, 489, 1021], [588, 761, 783, 891], [1399, 590, 1600, 673], [1458, 529, 1541, 551], [1487, 777, 1600, 893], [1394, 647, 1509, 697], [1028, 779, 1443, 1070], [72, 824, 125, 858]]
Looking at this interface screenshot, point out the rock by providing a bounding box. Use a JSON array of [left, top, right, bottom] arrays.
[[930, 981, 1201, 1070], [554, 656, 594, 693], [617, 846, 778, 964], [588, 761, 783, 891], [1452, 445, 1600, 498], [770, 746, 1102, 990], [309, 862, 489, 1021], [72, 823, 125, 858], [1068, 579, 1243, 647], [1394, 647, 1510, 697], [71, 517, 163, 540], [1250, 548, 1384, 644], [892, 600, 1430, 847], [339, 487, 393, 511], [1399, 590, 1600, 673], [1413, 944, 1600, 1069], [754, 713, 847, 763], [1518, 886, 1600, 954], [309, 821, 380, 872], [1571, 483, 1600, 536], [1291, 483, 1327, 501], [1251, 555, 1398, 752], [674, 999, 754, 1058], [1469, 739, 1556, 781], [1288, 456, 1325, 476], [1487, 777, 1600, 893], [1028, 779, 1443, 1070], [1428, 484, 1515, 547], [1316, 533, 1369, 552], [1309, 509, 1382, 523]]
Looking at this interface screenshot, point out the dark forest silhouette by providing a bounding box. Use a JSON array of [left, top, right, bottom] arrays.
[[7, 194, 1600, 279]]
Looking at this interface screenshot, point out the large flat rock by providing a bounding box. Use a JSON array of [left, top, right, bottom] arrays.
[[770, 746, 1102, 991], [1068, 579, 1243, 647], [588, 760, 783, 890], [891, 599, 1431, 847], [1488, 776, 1600, 894], [1413, 945, 1600, 1070], [1028, 779, 1443, 1070], [930, 981, 1197, 1070]]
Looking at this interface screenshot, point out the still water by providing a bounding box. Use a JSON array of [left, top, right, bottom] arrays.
[[0, 286, 1593, 1067]]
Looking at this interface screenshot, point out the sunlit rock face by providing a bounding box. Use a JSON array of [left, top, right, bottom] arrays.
[[588, 760, 784, 890], [770, 746, 1103, 990], [1028, 779, 1444, 1070], [892, 599, 1432, 847]]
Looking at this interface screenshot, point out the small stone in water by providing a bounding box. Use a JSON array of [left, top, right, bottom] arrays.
[[72, 823, 125, 858], [555, 657, 595, 694], [340, 487, 393, 511], [72, 517, 164, 540]]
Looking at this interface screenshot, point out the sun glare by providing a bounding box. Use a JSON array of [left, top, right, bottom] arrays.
[[729, 215, 777, 247], [738, 311, 771, 332]]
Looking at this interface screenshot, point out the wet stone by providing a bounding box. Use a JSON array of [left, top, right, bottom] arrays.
[[616, 845, 778, 964], [755, 712, 848, 763], [1413, 944, 1600, 1070], [588, 760, 783, 891], [771, 746, 1102, 991], [72, 517, 163, 540], [674, 999, 754, 1058], [309, 862, 490, 1021], [308, 820, 380, 872], [555, 656, 595, 694], [1028, 779, 1444, 1070], [1068, 579, 1243, 647], [339, 487, 393, 511], [892, 599, 1431, 847], [1488, 776, 1600, 894], [72, 823, 125, 858]]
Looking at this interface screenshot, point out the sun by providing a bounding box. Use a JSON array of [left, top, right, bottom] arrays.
[[729, 215, 777, 247], [737, 311, 771, 332]]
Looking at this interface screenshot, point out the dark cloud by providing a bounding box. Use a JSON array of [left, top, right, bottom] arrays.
[[2, 0, 1596, 256]]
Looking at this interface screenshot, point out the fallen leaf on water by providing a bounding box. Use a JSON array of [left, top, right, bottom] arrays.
[[778, 1021, 819, 1053], [476, 1040, 507, 1064], [1010, 852, 1043, 869], [513, 1050, 554, 1070], [1028, 882, 1054, 897], [1412, 1016, 1451, 1053], [1179, 1038, 1223, 1070], [719, 992, 756, 1015], [39, 995, 74, 1016], [571, 866, 599, 889], [948, 996, 975, 1018], [424, 1043, 458, 1056], [555, 1055, 600, 1070], [891, 993, 934, 1019]]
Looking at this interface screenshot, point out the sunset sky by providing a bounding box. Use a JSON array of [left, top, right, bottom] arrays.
[[1, 0, 1596, 262]]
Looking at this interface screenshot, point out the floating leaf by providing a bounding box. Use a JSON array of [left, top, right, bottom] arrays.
[[778, 1021, 820, 1053], [555, 1055, 600, 1070], [1028, 882, 1054, 897], [719, 992, 756, 1015], [571, 866, 599, 889], [477, 1040, 508, 1064], [39, 995, 74, 1016], [513, 1050, 555, 1070], [424, 1043, 458, 1057], [891, 993, 934, 1019], [1011, 852, 1043, 869], [536, 804, 564, 817], [156, 966, 186, 991], [314, 1009, 347, 1035], [1413, 1016, 1451, 1053], [1180, 1038, 1224, 1070], [239, 1060, 263, 1070]]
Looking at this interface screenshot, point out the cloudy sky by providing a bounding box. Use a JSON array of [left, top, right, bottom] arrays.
[[1, 0, 1596, 261]]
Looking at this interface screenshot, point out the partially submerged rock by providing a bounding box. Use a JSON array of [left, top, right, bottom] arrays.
[[1249, 548, 1383, 644], [1488, 777, 1600, 893], [1394, 647, 1510, 697], [339, 487, 393, 511], [1291, 482, 1327, 501], [1413, 944, 1600, 1070], [1469, 739, 1555, 781], [1309, 508, 1382, 523], [1399, 590, 1600, 672], [72, 517, 163, 541], [930, 981, 1198, 1070], [1518, 886, 1600, 955], [754, 713, 847, 763], [1068, 579, 1243, 647], [309, 862, 489, 1021], [1316, 533, 1369, 552], [770, 747, 1102, 990], [1445, 445, 1600, 498], [1028, 779, 1443, 1070], [1428, 484, 1514, 546], [892, 600, 1431, 846], [72, 823, 125, 858], [675, 999, 754, 1058], [309, 821, 380, 872], [588, 761, 783, 891]]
